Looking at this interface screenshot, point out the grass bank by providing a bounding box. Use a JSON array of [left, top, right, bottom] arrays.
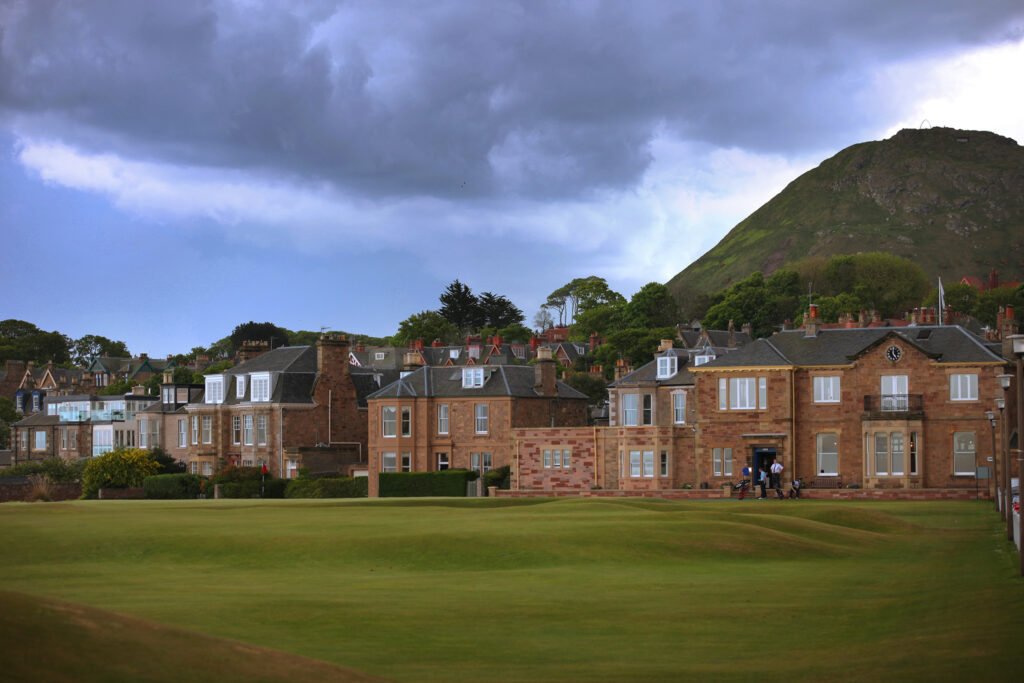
[[1, 498, 1022, 681]]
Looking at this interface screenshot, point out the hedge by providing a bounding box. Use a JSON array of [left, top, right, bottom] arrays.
[[143, 473, 204, 499], [379, 469, 478, 498], [284, 477, 367, 499], [216, 478, 287, 499], [483, 465, 511, 491]]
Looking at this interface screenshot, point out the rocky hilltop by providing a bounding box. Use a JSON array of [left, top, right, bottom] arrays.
[[667, 127, 1024, 300]]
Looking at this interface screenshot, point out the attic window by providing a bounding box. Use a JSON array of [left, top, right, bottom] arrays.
[[511, 345, 525, 359], [693, 354, 715, 366], [204, 376, 224, 404], [657, 356, 678, 379], [468, 346, 480, 359], [375, 352, 386, 360], [462, 367, 484, 388], [236, 375, 246, 398], [450, 349, 460, 359], [251, 373, 271, 402]]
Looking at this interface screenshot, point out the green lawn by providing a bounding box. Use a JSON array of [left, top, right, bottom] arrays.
[[2, 498, 1023, 681]]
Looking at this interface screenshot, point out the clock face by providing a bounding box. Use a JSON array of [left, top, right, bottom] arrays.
[[885, 345, 902, 362]]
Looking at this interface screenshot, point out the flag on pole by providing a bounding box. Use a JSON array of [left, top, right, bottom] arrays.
[[937, 276, 945, 325]]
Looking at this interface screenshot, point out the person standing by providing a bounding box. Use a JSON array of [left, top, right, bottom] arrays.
[[771, 460, 784, 499], [758, 467, 768, 499]]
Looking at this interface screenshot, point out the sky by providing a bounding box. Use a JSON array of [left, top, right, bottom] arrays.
[[1, 0, 1023, 357]]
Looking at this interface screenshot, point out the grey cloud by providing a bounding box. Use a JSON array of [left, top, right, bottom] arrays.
[[1, 0, 1021, 200]]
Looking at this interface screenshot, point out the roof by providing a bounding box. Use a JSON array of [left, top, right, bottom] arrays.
[[696, 325, 1005, 369], [367, 365, 588, 400], [609, 348, 696, 388]]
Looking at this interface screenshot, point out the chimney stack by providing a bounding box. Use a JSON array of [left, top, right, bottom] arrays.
[[782, 320, 792, 331], [614, 357, 633, 381], [727, 319, 736, 348], [403, 351, 425, 373], [431, 338, 444, 347], [659, 338, 674, 352], [162, 370, 173, 384], [237, 340, 271, 364], [804, 305, 820, 337], [589, 331, 600, 351], [534, 347, 557, 397], [316, 334, 351, 376], [741, 322, 752, 339]]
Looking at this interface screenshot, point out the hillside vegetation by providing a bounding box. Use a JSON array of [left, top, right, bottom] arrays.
[[2, 498, 1023, 681], [668, 127, 1024, 303]]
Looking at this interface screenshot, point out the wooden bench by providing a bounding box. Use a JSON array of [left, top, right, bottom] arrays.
[[810, 476, 842, 489]]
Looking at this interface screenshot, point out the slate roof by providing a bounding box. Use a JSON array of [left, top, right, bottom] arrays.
[[367, 365, 588, 400], [609, 348, 696, 388], [696, 326, 1005, 369]]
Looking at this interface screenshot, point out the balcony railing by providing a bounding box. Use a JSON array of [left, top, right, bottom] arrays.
[[863, 394, 923, 413]]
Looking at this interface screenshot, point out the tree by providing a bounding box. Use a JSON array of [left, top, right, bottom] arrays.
[[623, 283, 680, 329], [72, 335, 130, 365], [229, 322, 291, 356], [394, 310, 460, 346], [975, 284, 1024, 327], [98, 379, 136, 396], [495, 324, 533, 343], [533, 308, 554, 331], [0, 320, 72, 365], [477, 292, 524, 329], [0, 397, 17, 448], [575, 277, 625, 314], [570, 300, 626, 340], [439, 280, 482, 334], [562, 371, 609, 414], [702, 270, 803, 338], [923, 282, 978, 316]]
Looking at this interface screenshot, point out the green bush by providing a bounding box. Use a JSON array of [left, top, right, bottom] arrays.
[[285, 476, 367, 499], [213, 477, 286, 499], [1, 457, 86, 483], [379, 470, 477, 498], [143, 473, 204, 499], [483, 465, 511, 491], [81, 448, 161, 499]]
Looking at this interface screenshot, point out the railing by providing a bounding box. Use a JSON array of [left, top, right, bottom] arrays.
[[58, 409, 89, 422], [863, 394, 923, 413], [91, 409, 127, 422]]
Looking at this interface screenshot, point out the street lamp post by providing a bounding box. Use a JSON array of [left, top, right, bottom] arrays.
[[986, 410, 997, 502], [1006, 334, 1024, 576], [995, 397, 1006, 516], [997, 373, 1014, 538]]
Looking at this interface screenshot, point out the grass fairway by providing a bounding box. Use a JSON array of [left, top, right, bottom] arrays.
[[2, 498, 1023, 681]]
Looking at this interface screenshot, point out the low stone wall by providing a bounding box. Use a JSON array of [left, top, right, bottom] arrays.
[[98, 487, 145, 500], [495, 488, 989, 501], [0, 479, 82, 502]]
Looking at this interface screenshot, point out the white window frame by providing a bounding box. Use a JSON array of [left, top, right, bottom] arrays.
[[401, 452, 411, 472], [474, 403, 488, 434], [16, 394, 23, 412], [34, 430, 47, 451], [660, 451, 668, 477], [243, 414, 253, 446], [656, 356, 677, 379], [553, 449, 562, 468], [559, 450, 567, 469], [642, 394, 653, 425], [436, 452, 450, 470], [191, 416, 199, 445], [382, 406, 396, 437], [401, 406, 411, 437], [622, 393, 638, 426], [250, 373, 271, 402], [256, 414, 267, 446], [729, 378, 757, 410], [718, 378, 727, 410], [813, 376, 840, 403], [204, 376, 224, 404], [543, 449, 552, 468], [953, 431, 976, 476], [629, 450, 642, 477], [642, 450, 655, 478], [673, 392, 686, 424], [232, 416, 241, 445], [890, 432, 905, 476], [375, 352, 386, 361], [949, 373, 978, 401], [201, 416, 212, 444], [32, 393, 40, 412], [816, 433, 839, 476], [437, 404, 449, 434], [236, 375, 246, 398], [178, 419, 187, 448], [462, 367, 484, 388], [139, 419, 148, 448], [382, 452, 397, 472], [873, 432, 888, 475]]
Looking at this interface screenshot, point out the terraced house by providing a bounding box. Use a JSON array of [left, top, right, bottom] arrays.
[[181, 335, 386, 478], [691, 307, 1009, 493], [365, 348, 588, 496]]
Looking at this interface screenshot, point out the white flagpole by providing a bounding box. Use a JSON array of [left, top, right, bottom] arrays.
[[937, 276, 945, 326]]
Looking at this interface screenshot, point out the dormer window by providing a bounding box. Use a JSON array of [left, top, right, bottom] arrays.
[[236, 375, 246, 398], [462, 368, 484, 388], [375, 352, 386, 360], [468, 346, 480, 359], [450, 349, 460, 359], [204, 376, 224, 404], [656, 356, 677, 379], [251, 373, 271, 402], [693, 353, 715, 366], [511, 345, 525, 360]]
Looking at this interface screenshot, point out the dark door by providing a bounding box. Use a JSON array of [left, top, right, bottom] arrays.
[[752, 447, 777, 487]]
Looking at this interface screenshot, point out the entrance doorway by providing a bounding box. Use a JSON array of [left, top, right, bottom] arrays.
[[752, 447, 777, 488]]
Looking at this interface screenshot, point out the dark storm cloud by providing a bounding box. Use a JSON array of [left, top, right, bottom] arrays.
[[1, 0, 1021, 200]]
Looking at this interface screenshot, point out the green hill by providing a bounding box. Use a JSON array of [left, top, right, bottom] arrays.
[[667, 127, 1024, 302]]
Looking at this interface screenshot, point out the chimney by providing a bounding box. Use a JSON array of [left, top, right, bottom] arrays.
[[530, 335, 541, 352], [403, 351, 425, 373], [614, 357, 633, 381], [316, 334, 351, 376], [139, 353, 148, 360], [804, 305, 820, 338], [1001, 305, 1018, 358], [237, 340, 271, 364], [872, 310, 881, 324], [727, 320, 735, 348], [27, 360, 35, 370], [782, 320, 792, 331], [355, 340, 365, 352], [492, 335, 502, 349], [943, 305, 952, 326], [741, 322, 752, 339], [131, 384, 146, 396], [659, 338, 674, 352], [590, 364, 603, 376], [534, 347, 557, 397], [414, 339, 424, 352], [990, 268, 999, 290], [589, 331, 600, 351], [858, 309, 868, 326], [431, 338, 444, 347], [162, 370, 173, 384]]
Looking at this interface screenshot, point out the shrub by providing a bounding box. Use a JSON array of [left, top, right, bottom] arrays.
[[2, 457, 86, 483], [148, 447, 186, 474], [379, 470, 477, 498], [143, 473, 204, 499], [27, 474, 54, 502], [483, 465, 511, 491], [212, 476, 287, 499], [81, 448, 161, 499], [285, 477, 367, 499]]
